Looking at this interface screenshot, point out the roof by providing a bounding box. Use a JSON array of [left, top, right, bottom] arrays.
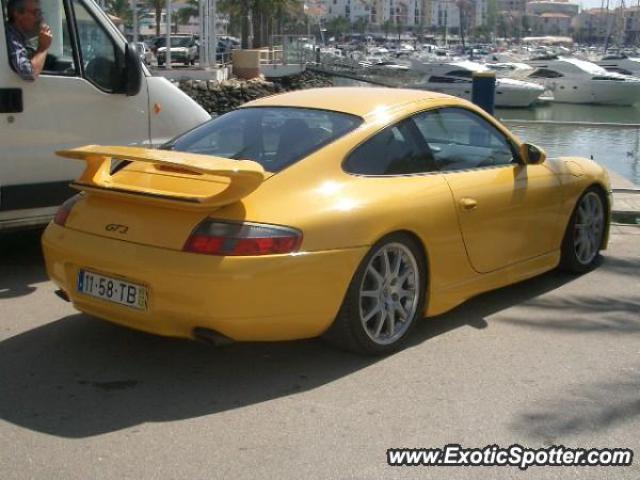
[[242, 87, 455, 119]]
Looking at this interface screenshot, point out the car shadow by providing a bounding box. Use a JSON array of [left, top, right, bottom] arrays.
[[0, 259, 585, 439], [0, 228, 48, 300]]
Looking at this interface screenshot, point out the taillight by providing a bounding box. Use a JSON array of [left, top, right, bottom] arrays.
[[183, 220, 302, 256], [53, 194, 83, 227]]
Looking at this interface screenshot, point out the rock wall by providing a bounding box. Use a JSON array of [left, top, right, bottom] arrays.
[[175, 70, 333, 115]]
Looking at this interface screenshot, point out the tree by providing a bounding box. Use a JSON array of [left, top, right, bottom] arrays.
[[326, 16, 350, 41], [353, 17, 368, 36], [455, 0, 474, 50], [146, 0, 163, 36], [176, 0, 199, 29], [219, 0, 303, 49], [382, 19, 393, 39], [486, 0, 497, 41], [106, 0, 131, 26]]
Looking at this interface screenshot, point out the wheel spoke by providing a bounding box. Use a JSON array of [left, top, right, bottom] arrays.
[[382, 250, 392, 277], [373, 311, 386, 337], [363, 304, 382, 323], [387, 309, 395, 337], [392, 252, 402, 277], [367, 265, 384, 285], [397, 287, 415, 300], [395, 302, 408, 320], [361, 289, 379, 298]]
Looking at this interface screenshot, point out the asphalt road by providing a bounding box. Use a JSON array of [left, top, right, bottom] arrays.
[[1, 226, 638, 480]]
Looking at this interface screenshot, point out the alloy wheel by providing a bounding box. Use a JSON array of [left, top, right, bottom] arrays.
[[573, 191, 605, 265], [358, 242, 420, 346]]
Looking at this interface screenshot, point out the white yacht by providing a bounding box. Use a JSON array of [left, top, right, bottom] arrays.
[[408, 60, 544, 107], [596, 54, 640, 76], [526, 57, 640, 105]]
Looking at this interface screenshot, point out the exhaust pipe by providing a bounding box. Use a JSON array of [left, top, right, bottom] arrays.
[[54, 289, 70, 302], [193, 327, 234, 347]]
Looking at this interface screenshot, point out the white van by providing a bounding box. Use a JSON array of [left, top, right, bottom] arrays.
[[0, 0, 210, 231]]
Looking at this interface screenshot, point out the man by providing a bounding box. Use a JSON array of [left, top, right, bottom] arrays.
[[6, 0, 52, 81]]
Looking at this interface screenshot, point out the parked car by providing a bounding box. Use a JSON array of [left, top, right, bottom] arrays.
[[43, 88, 611, 355], [0, 0, 210, 231], [156, 35, 198, 66], [135, 41, 154, 65]]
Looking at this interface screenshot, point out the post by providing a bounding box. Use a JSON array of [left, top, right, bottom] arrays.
[[209, 0, 217, 67], [165, 0, 172, 68], [200, 0, 209, 68], [132, 0, 138, 47], [471, 71, 496, 115]]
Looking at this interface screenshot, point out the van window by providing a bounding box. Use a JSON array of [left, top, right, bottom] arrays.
[[71, 0, 124, 92], [2, 0, 78, 76]]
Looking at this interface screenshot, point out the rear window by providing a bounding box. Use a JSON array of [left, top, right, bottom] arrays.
[[168, 107, 362, 172]]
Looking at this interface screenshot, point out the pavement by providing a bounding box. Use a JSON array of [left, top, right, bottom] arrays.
[[0, 217, 638, 479]]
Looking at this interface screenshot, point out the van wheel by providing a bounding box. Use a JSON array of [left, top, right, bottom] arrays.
[[323, 233, 426, 355], [560, 187, 606, 273]]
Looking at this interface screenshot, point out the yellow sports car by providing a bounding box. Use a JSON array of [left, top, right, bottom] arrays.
[[42, 88, 611, 354]]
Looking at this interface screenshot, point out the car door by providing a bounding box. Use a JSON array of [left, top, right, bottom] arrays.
[[412, 107, 563, 273], [0, 0, 149, 214]]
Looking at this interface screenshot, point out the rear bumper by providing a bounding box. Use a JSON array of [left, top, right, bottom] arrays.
[[43, 224, 366, 341]]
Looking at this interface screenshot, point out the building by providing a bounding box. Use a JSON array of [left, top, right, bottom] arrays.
[[525, 0, 578, 36], [573, 7, 617, 43], [316, 0, 488, 30]]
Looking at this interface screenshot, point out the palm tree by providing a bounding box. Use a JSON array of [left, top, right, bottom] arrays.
[[219, 0, 302, 49], [147, 0, 163, 36], [105, 0, 131, 25], [176, 0, 199, 28]]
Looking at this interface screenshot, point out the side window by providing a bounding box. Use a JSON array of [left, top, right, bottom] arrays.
[[72, 0, 124, 92], [2, 0, 78, 76], [529, 68, 563, 78], [344, 119, 435, 175], [413, 108, 517, 171]]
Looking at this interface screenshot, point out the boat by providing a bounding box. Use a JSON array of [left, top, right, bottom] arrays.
[[596, 53, 640, 76], [526, 57, 640, 105], [408, 60, 544, 107]]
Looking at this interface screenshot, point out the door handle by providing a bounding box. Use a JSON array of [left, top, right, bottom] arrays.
[[0, 88, 23, 113], [460, 197, 478, 210]]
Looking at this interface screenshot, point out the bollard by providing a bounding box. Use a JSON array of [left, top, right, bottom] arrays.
[[471, 71, 496, 116]]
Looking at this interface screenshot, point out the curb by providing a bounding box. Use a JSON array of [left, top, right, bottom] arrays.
[[611, 210, 640, 225]]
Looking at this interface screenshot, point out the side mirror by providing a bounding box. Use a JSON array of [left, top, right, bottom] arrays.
[[124, 43, 142, 97], [520, 143, 547, 165]]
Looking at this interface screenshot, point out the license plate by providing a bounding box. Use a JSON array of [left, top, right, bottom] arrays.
[[77, 270, 148, 310]]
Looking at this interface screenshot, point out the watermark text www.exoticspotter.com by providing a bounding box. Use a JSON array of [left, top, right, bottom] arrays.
[[387, 444, 634, 470]]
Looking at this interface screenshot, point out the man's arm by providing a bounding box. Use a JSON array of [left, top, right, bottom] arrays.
[[7, 24, 52, 81], [7, 26, 36, 81], [30, 24, 53, 78]]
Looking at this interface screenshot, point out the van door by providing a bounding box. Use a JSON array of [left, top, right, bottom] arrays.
[[0, 0, 149, 222]]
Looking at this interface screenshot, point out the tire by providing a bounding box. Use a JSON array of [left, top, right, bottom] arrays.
[[323, 233, 426, 355], [560, 187, 607, 273]]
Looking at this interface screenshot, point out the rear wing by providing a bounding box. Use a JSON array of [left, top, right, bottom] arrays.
[[56, 145, 267, 209]]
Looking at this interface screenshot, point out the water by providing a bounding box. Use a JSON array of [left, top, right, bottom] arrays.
[[332, 77, 640, 185], [498, 104, 640, 185]]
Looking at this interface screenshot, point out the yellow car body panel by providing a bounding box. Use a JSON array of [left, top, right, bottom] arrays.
[[42, 88, 612, 342], [44, 223, 367, 341]]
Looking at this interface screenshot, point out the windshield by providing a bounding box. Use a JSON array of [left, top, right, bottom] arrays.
[[169, 107, 363, 172], [156, 37, 193, 47]]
